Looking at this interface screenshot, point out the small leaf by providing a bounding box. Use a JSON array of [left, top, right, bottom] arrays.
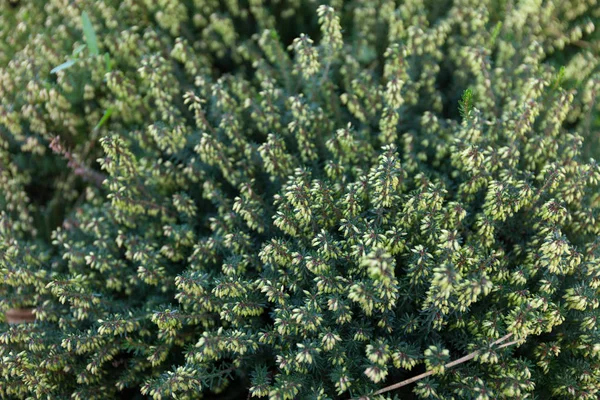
[[459, 88, 474, 121], [73, 44, 87, 56], [95, 108, 114, 130], [50, 59, 76, 74], [552, 66, 566, 89], [104, 53, 112, 72], [489, 22, 502, 47], [81, 12, 99, 55]]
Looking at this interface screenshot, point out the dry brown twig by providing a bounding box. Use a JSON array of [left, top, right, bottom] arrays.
[[353, 333, 519, 399], [49, 136, 106, 188], [5, 308, 35, 324]]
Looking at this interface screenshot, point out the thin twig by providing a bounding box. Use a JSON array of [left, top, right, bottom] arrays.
[[5, 308, 36, 324], [491, 333, 514, 346], [364, 333, 516, 397], [495, 339, 521, 350], [572, 40, 591, 49], [49, 136, 106, 188]]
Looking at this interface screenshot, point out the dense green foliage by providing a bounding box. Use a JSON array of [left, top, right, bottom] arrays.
[[1, 0, 600, 399]]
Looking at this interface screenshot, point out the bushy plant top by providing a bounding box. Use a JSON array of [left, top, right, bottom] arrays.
[[1, 0, 599, 399]]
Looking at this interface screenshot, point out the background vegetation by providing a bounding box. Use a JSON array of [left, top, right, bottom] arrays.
[[1, 0, 599, 399]]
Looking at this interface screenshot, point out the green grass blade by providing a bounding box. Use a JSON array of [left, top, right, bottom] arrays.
[[81, 12, 99, 55], [50, 59, 76, 74], [104, 53, 112, 72], [73, 44, 87, 56], [94, 107, 114, 130]]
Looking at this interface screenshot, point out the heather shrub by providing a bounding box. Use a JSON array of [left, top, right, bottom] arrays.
[[1, 0, 600, 399]]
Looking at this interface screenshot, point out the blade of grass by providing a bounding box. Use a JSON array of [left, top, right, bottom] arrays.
[[104, 53, 112, 72], [51, 59, 76, 74], [94, 107, 114, 130], [73, 44, 87, 56], [81, 12, 99, 55]]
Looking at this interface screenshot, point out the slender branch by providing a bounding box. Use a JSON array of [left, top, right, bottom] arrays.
[[49, 136, 106, 188], [495, 339, 521, 350], [491, 333, 514, 346], [572, 40, 591, 49], [366, 333, 516, 397], [5, 308, 36, 324]]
